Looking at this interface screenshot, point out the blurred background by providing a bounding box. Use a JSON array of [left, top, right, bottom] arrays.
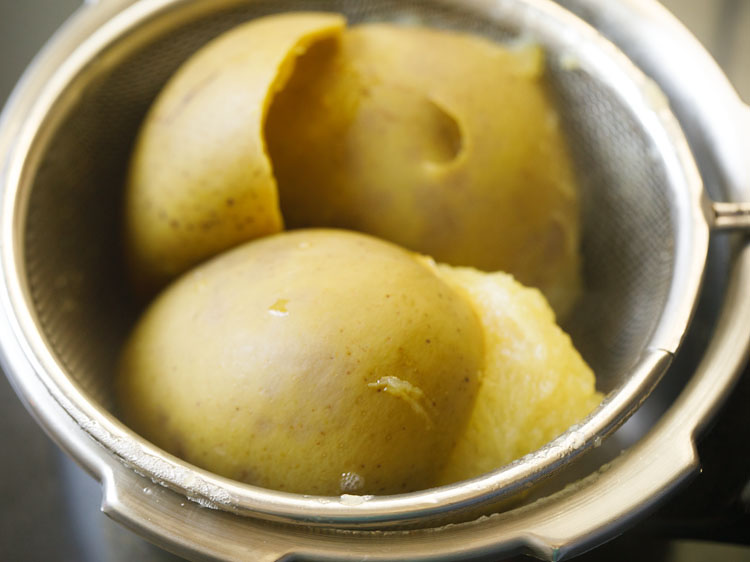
[[0, 1, 748, 560]]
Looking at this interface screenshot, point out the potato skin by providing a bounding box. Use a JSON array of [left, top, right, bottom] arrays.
[[117, 229, 483, 495], [124, 13, 345, 296]]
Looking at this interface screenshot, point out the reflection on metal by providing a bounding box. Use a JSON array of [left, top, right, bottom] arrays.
[[713, 202, 750, 231]]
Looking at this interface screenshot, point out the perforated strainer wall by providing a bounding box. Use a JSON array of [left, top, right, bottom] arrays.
[[21, 0, 675, 413]]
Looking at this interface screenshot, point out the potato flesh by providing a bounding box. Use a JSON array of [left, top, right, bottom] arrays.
[[117, 230, 483, 495], [266, 24, 581, 317], [432, 264, 602, 485]]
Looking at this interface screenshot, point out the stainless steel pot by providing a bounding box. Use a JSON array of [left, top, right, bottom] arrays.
[[0, 0, 748, 560]]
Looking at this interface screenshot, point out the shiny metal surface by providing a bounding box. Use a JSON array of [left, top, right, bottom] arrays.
[[0, 0, 748, 560], [2, 0, 706, 525], [713, 201, 750, 231]]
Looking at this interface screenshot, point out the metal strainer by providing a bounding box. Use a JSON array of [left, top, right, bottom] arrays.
[[0, 0, 749, 560]]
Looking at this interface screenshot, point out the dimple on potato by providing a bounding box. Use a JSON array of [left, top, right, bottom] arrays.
[[117, 229, 484, 495]]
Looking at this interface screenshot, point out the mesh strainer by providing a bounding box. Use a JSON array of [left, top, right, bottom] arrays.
[[0, 0, 749, 560]]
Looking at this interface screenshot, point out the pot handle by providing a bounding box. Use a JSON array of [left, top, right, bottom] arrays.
[[100, 461, 299, 562], [640, 360, 750, 543]]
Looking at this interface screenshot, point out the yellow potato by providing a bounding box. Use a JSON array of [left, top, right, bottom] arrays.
[[124, 13, 345, 295], [266, 24, 582, 317], [119, 14, 598, 495], [117, 229, 483, 495], [127, 14, 582, 315], [431, 264, 602, 485]]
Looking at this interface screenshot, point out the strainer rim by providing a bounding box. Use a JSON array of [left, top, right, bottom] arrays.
[[0, 0, 710, 528]]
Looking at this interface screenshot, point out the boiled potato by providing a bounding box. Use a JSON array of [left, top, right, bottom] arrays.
[[126, 13, 582, 315], [430, 264, 602, 485], [118, 228, 600, 495], [124, 13, 345, 295], [266, 24, 581, 317], [120, 13, 598, 496], [117, 229, 483, 495]]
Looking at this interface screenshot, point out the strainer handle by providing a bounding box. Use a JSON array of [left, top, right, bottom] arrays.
[[712, 202, 750, 231], [710, 103, 750, 231]]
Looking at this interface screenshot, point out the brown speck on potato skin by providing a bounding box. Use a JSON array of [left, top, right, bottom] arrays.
[[200, 219, 219, 231]]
